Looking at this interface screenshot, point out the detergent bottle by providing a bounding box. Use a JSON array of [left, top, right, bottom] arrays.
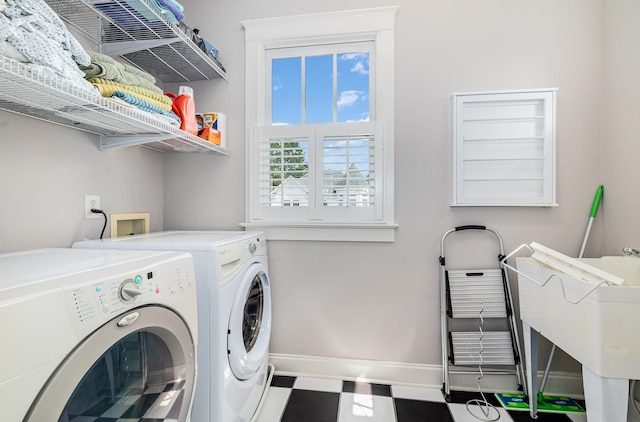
[[166, 86, 198, 135]]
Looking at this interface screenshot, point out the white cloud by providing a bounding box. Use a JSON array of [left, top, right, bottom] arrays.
[[350, 61, 368, 75], [345, 113, 370, 123], [340, 52, 369, 75], [337, 90, 362, 109], [272, 76, 284, 91]]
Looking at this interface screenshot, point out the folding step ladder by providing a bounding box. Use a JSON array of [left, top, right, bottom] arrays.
[[439, 225, 526, 401]]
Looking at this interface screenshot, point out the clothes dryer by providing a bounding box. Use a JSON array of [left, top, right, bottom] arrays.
[[0, 248, 198, 422], [74, 231, 272, 422]]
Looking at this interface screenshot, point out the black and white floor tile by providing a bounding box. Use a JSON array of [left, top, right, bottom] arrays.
[[255, 375, 587, 422]]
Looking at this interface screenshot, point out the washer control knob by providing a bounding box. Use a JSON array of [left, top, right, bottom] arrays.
[[119, 279, 142, 303], [248, 242, 257, 254]]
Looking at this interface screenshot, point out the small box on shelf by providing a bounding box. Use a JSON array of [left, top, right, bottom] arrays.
[[197, 127, 221, 145], [196, 112, 226, 148]]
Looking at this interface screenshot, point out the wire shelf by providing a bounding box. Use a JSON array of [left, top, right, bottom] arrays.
[[45, 0, 227, 82], [0, 56, 229, 154]]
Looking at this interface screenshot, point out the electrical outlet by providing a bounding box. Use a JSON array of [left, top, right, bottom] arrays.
[[85, 194, 101, 219]]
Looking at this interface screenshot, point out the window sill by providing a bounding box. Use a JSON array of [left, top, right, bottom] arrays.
[[451, 202, 560, 207], [239, 222, 398, 242]]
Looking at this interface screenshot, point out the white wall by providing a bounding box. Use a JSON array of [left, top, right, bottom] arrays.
[[0, 113, 165, 252], [602, 0, 640, 256], [163, 0, 604, 379]]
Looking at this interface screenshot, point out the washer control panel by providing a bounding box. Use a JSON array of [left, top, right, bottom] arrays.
[[64, 254, 195, 339], [118, 276, 145, 303], [216, 234, 267, 279]]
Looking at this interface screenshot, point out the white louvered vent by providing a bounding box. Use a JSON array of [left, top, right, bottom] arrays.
[[452, 89, 557, 206]]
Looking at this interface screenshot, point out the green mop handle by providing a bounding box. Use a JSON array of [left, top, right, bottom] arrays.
[[579, 185, 604, 258], [589, 185, 604, 219]]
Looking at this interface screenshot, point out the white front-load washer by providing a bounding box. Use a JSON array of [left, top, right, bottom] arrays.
[[74, 231, 272, 422], [0, 248, 198, 422]]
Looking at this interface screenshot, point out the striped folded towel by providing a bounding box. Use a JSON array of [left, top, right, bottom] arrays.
[[81, 51, 163, 95], [111, 91, 181, 125], [88, 77, 172, 111]]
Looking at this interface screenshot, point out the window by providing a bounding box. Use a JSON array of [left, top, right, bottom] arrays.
[[268, 44, 372, 125], [255, 121, 382, 222], [452, 89, 558, 206], [242, 7, 398, 241]]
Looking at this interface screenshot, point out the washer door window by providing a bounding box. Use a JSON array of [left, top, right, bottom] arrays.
[[228, 262, 271, 380], [25, 306, 196, 422]]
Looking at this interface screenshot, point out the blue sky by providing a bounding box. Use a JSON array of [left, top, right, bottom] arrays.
[[271, 52, 370, 125]]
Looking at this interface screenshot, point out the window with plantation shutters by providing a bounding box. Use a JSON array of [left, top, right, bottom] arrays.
[[242, 7, 398, 241], [254, 121, 382, 223]]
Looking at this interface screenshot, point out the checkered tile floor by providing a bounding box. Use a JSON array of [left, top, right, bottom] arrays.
[[254, 376, 587, 422]]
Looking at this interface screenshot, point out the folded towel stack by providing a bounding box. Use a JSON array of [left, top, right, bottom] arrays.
[[81, 52, 181, 126], [154, 0, 184, 22], [88, 77, 172, 111], [0, 0, 93, 89], [81, 51, 163, 95], [98, 0, 186, 26]]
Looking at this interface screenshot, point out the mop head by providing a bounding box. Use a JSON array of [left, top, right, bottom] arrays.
[[494, 392, 585, 414]]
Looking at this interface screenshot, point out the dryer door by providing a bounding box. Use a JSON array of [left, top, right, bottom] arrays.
[[228, 262, 271, 380], [25, 306, 196, 422]]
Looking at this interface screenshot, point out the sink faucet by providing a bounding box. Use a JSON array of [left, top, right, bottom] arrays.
[[623, 247, 640, 257]]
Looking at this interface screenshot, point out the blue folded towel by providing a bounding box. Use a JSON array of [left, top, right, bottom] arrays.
[[112, 90, 181, 124]]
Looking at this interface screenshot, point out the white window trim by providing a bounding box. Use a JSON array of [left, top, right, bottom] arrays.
[[241, 7, 399, 242]]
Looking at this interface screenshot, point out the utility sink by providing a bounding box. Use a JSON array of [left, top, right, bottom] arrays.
[[514, 245, 640, 380], [580, 255, 640, 286]]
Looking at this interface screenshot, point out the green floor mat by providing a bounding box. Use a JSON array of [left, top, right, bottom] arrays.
[[495, 392, 586, 414]]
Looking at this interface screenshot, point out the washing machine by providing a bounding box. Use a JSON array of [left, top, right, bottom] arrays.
[[0, 247, 198, 422], [74, 231, 272, 422]]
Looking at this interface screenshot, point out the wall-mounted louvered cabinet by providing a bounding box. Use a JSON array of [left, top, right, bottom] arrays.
[[451, 89, 557, 206]]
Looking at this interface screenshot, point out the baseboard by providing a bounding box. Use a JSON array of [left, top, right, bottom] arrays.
[[268, 353, 584, 398], [269, 353, 443, 388]]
